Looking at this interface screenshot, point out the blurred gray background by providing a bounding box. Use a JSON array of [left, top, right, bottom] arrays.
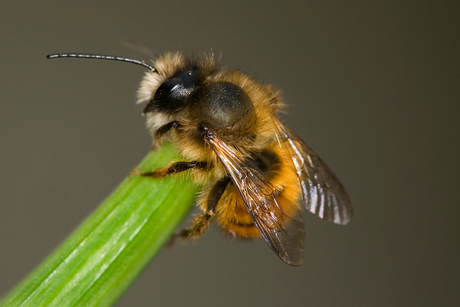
[[0, 1, 458, 306]]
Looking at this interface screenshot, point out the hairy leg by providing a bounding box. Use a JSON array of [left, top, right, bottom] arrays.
[[131, 161, 210, 178], [175, 176, 230, 240]]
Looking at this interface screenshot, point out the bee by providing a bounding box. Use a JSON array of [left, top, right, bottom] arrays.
[[47, 51, 352, 266]]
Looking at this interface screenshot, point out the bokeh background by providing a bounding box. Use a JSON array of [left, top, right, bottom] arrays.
[[0, 1, 458, 306]]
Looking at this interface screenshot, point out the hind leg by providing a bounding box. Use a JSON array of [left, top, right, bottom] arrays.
[[174, 176, 230, 241]]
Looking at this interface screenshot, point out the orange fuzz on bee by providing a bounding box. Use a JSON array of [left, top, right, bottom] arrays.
[[47, 51, 352, 266]]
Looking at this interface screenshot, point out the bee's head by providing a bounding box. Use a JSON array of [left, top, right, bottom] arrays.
[[142, 65, 201, 114], [140, 52, 256, 140], [138, 52, 213, 113]]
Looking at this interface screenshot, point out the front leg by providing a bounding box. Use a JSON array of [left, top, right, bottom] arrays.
[[132, 161, 210, 178], [155, 121, 181, 142]]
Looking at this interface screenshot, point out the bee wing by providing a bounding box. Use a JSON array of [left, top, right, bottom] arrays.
[[207, 134, 305, 266], [274, 120, 353, 225]]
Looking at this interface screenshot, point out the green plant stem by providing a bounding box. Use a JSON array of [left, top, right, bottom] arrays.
[[1, 142, 200, 307]]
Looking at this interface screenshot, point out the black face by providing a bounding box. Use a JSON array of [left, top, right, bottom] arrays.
[[143, 66, 201, 114]]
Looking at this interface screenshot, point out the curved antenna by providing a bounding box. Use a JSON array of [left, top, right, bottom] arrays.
[[46, 53, 157, 73]]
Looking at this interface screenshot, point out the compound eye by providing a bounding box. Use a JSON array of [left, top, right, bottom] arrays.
[[154, 78, 182, 102]]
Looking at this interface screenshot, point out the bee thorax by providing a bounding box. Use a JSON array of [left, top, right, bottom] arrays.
[[197, 82, 255, 132]]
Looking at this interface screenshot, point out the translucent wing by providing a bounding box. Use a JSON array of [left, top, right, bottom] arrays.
[[274, 120, 353, 225], [207, 134, 305, 266]]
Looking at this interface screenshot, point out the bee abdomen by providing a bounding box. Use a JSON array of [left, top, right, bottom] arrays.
[[216, 191, 261, 238], [221, 223, 260, 238]]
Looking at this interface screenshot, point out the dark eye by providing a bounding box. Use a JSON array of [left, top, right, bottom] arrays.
[[154, 78, 182, 102], [143, 67, 201, 114]]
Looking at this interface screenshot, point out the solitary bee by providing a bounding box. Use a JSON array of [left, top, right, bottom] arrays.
[[47, 51, 352, 266]]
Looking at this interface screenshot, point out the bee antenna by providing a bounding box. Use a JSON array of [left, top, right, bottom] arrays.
[[46, 53, 158, 73]]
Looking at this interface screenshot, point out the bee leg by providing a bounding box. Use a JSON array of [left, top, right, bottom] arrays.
[[165, 212, 213, 248], [154, 121, 181, 144], [204, 175, 231, 215], [170, 176, 230, 244], [177, 212, 214, 240], [131, 161, 210, 178]]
